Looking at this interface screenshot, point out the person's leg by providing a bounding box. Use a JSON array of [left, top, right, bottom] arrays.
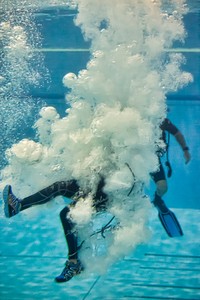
[[3, 180, 79, 218], [59, 206, 78, 262], [3, 180, 84, 282], [151, 159, 169, 213], [55, 206, 84, 283], [155, 179, 168, 198], [21, 180, 79, 211]]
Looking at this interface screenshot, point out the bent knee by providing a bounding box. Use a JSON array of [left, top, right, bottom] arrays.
[[59, 206, 70, 220], [156, 180, 168, 197]]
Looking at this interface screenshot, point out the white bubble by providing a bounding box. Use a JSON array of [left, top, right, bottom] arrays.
[[62, 72, 77, 87], [6, 139, 43, 164], [39, 106, 60, 120]]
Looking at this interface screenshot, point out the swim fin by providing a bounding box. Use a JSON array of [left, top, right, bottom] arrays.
[[153, 193, 183, 238], [158, 209, 183, 237]]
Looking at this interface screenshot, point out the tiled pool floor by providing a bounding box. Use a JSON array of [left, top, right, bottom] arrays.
[[0, 208, 199, 300]]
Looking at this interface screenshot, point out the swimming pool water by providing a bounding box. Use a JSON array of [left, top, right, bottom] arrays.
[[0, 3, 199, 299]]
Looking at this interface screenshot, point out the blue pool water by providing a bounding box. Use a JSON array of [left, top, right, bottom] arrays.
[[0, 2, 200, 299]]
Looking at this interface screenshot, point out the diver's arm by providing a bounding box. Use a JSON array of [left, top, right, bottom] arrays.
[[174, 131, 191, 164]]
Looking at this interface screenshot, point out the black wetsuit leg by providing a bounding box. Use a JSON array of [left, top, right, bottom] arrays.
[[150, 158, 166, 183], [19, 180, 80, 260], [18, 179, 107, 261], [150, 157, 168, 209], [59, 206, 78, 260], [20, 180, 79, 211]]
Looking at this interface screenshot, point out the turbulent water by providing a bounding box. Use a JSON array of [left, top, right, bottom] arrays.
[[0, 0, 193, 272]]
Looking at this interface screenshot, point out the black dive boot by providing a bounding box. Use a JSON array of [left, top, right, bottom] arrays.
[[3, 185, 21, 218], [55, 260, 84, 283]]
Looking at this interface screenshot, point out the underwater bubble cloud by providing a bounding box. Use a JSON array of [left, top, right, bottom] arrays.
[[0, 0, 193, 273]]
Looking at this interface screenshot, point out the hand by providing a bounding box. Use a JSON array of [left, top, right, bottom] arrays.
[[184, 150, 191, 164]]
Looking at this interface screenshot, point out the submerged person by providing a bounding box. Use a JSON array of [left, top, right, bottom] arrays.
[[2, 118, 191, 281], [151, 118, 191, 235], [3, 177, 108, 283]]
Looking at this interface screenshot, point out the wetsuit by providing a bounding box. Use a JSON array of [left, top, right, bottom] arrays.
[[19, 178, 108, 260], [151, 118, 179, 183], [18, 119, 178, 259]]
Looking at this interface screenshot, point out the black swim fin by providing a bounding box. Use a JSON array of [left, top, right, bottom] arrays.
[[153, 193, 183, 238]]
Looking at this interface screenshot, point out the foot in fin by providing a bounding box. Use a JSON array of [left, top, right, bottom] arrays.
[[153, 193, 183, 238]]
